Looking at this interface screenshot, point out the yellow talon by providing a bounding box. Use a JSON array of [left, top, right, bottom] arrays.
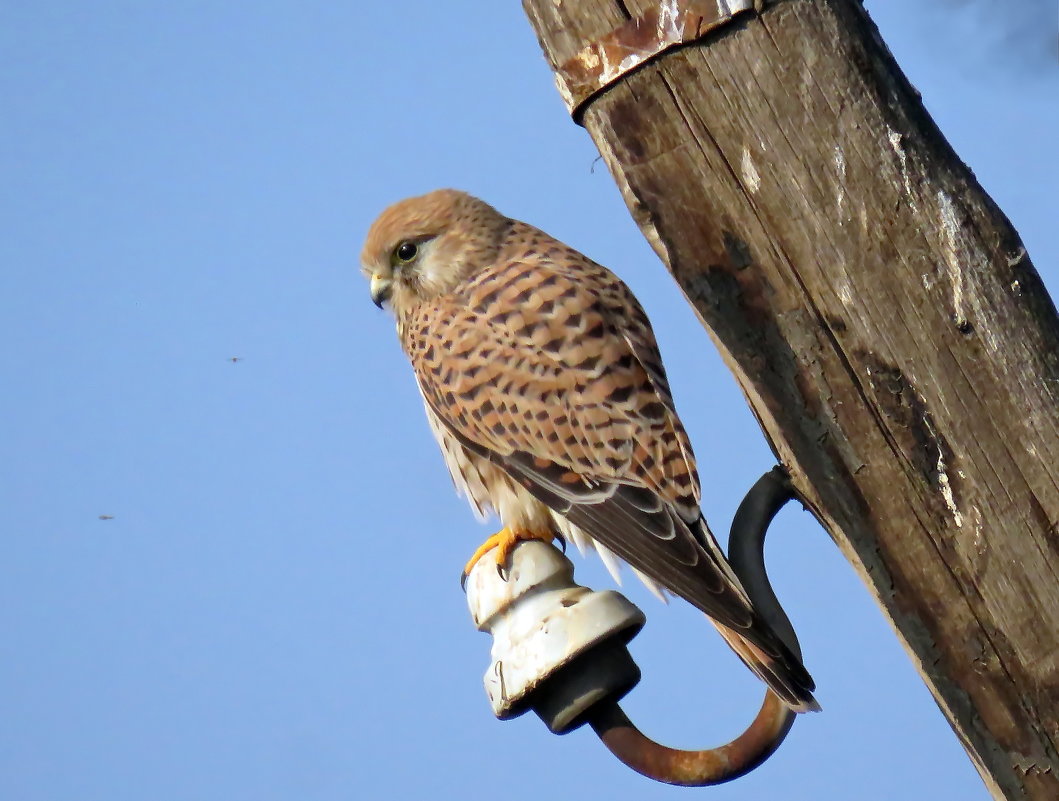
[[462, 527, 556, 579]]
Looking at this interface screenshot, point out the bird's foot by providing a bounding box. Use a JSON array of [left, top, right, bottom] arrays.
[[461, 527, 557, 586]]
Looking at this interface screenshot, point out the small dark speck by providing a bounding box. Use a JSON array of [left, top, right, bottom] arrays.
[[825, 315, 848, 334], [229, 356, 242, 363], [98, 514, 114, 521], [955, 319, 974, 335], [722, 231, 754, 270], [560, 598, 577, 608]]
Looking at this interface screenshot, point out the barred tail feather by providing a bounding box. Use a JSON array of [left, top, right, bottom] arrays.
[[711, 620, 821, 713]]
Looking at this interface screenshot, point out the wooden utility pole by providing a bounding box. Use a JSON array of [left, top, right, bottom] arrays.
[[520, 1, 1059, 798]]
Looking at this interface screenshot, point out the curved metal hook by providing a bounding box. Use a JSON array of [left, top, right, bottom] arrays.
[[586, 466, 801, 786], [727, 466, 802, 659], [588, 690, 793, 786]]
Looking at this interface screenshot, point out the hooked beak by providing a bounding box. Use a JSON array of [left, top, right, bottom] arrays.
[[370, 274, 393, 309]]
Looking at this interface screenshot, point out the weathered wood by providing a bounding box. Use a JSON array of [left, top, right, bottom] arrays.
[[522, 0, 1059, 798]]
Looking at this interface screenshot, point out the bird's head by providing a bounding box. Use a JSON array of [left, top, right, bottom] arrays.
[[360, 189, 508, 315]]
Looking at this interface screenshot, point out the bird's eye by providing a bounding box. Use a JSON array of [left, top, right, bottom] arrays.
[[394, 241, 418, 263]]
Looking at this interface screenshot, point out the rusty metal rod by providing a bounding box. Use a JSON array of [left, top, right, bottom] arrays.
[[587, 466, 802, 786], [588, 691, 794, 786]]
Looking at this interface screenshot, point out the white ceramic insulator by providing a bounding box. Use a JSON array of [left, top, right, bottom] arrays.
[[465, 540, 645, 720]]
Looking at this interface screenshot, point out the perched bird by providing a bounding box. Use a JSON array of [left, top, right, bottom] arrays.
[[361, 189, 818, 712]]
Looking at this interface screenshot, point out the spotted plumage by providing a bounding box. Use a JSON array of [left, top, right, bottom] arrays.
[[361, 189, 818, 712]]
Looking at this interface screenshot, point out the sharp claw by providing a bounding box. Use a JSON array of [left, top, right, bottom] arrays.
[[463, 529, 557, 587]]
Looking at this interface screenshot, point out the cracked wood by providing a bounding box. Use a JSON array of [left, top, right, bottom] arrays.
[[522, 0, 1059, 799]]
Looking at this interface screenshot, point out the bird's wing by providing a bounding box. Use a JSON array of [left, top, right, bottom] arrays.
[[402, 256, 756, 631]]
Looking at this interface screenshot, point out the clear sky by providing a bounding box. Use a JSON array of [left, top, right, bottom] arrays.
[[2, 2, 1056, 800]]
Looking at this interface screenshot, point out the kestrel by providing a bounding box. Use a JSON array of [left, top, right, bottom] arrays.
[[361, 189, 818, 712]]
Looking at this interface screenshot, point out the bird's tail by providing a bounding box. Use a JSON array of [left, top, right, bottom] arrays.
[[710, 619, 821, 713]]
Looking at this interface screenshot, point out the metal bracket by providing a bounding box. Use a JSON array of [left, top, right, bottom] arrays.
[[463, 465, 808, 786], [556, 0, 760, 123]]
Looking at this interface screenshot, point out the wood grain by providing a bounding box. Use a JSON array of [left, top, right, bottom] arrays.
[[522, 0, 1059, 798]]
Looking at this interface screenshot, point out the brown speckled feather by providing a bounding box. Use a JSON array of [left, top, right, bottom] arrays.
[[362, 190, 818, 712]]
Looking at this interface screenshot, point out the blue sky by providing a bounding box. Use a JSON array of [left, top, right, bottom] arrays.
[[2, 2, 1055, 799]]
